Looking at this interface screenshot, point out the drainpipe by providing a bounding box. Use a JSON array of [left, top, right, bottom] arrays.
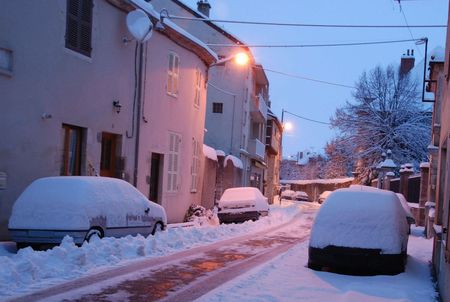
[[133, 43, 145, 187]]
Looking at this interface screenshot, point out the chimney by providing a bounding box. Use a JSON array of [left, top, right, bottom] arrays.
[[197, 0, 211, 17], [400, 49, 415, 76]]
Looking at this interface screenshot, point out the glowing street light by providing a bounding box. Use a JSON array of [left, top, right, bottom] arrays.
[[210, 52, 250, 67], [283, 121, 293, 131], [234, 52, 249, 66]]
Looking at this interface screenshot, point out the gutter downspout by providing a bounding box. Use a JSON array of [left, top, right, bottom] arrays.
[[133, 43, 145, 187]]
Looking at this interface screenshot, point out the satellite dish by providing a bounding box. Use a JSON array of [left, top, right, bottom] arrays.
[[126, 9, 153, 42]]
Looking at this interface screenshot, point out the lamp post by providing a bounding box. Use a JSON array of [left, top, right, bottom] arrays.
[[415, 37, 433, 103]]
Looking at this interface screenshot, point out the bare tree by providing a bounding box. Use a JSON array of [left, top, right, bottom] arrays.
[[331, 65, 431, 182], [323, 137, 353, 178]]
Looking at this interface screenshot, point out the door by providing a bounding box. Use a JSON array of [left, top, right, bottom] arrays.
[[149, 153, 163, 203], [100, 132, 118, 177]]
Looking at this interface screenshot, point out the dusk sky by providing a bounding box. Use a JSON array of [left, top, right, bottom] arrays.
[[183, 0, 448, 157]]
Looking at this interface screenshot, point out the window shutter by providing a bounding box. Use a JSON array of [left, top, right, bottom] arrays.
[[65, 0, 92, 57], [167, 133, 181, 192]]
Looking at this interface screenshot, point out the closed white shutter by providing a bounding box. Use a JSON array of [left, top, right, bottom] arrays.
[[167, 52, 179, 96], [190, 139, 200, 192], [194, 68, 201, 108], [167, 132, 181, 192]]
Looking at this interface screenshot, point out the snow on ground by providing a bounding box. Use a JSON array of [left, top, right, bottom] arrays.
[[196, 226, 437, 302], [0, 202, 300, 298]]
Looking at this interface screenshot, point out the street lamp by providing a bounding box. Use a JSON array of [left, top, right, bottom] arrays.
[[415, 37, 434, 103], [210, 52, 250, 67]]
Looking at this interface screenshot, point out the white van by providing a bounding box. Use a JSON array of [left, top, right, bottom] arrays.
[[9, 176, 167, 248]]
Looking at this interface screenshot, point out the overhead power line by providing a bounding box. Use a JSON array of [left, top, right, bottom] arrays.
[[253, 66, 356, 89], [167, 15, 446, 28], [206, 38, 426, 48], [283, 109, 331, 125]]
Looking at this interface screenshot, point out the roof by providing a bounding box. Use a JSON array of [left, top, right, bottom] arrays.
[[170, 0, 248, 48], [106, 0, 217, 66]]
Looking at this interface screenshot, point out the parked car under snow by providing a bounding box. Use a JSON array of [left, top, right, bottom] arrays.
[[8, 177, 167, 249], [293, 191, 310, 202], [308, 186, 410, 275], [280, 189, 296, 200], [217, 187, 269, 223]]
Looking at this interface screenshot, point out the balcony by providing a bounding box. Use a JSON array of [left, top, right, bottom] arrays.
[[248, 138, 265, 160], [250, 94, 268, 123]]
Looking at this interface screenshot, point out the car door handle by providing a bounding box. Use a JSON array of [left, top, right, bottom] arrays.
[[145, 208, 150, 214]]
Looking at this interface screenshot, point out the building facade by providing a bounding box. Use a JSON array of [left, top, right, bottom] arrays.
[[150, 0, 271, 196], [431, 6, 450, 301], [0, 0, 217, 239]]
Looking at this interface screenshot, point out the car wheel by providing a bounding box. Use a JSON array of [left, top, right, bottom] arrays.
[[152, 222, 164, 235], [85, 228, 103, 242]]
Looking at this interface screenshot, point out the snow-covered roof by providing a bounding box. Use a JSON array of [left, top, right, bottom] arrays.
[[377, 158, 397, 169], [281, 177, 354, 185], [203, 144, 218, 161], [224, 155, 243, 169], [430, 46, 445, 63], [128, 0, 217, 64]]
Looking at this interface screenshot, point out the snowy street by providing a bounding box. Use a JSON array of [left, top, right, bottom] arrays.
[[0, 200, 437, 302]]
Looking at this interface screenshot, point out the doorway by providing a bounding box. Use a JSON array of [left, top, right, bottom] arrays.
[[100, 132, 119, 177], [149, 153, 163, 204]]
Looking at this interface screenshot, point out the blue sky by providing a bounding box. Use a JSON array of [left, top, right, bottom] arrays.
[[184, 0, 448, 157]]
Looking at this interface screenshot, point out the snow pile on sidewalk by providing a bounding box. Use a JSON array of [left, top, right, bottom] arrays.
[[198, 226, 437, 302], [0, 203, 300, 298]]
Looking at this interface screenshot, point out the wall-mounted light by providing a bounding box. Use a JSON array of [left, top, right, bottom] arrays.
[[113, 100, 122, 114]]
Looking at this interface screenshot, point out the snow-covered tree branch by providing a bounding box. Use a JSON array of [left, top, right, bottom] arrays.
[[330, 65, 431, 183]]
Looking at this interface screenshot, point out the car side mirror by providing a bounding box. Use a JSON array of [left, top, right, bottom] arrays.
[[145, 208, 150, 214]]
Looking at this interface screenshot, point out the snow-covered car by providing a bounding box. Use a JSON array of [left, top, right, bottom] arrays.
[[8, 177, 167, 248], [280, 189, 296, 200], [318, 191, 332, 204], [293, 190, 310, 202], [217, 187, 269, 223], [308, 186, 410, 275]]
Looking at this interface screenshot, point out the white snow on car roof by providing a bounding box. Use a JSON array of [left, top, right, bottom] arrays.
[[310, 187, 409, 254]]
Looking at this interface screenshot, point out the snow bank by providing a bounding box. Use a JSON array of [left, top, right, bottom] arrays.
[[203, 144, 218, 161], [224, 155, 243, 169], [310, 187, 409, 254], [0, 203, 300, 298]]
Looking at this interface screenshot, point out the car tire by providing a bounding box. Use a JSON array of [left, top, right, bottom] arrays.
[[152, 222, 164, 235], [85, 228, 103, 242]]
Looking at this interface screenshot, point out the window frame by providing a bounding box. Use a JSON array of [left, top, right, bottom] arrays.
[[61, 124, 84, 176], [190, 138, 200, 192], [167, 52, 180, 97], [65, 0, 93, 57], [167, 132, 181, 192], [212, 102, 223, 113]]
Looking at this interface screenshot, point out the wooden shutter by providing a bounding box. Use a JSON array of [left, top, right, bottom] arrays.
[[65, 0, 93, 57], [190, 139, 200, 192], [167, 133, 180, 192]]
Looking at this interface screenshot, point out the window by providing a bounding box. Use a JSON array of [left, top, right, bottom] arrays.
[[212, 102, 223, 113], [190, 139, 200, 192], [65, 0, 93, 57], [167, 52, 180, 96], [167, 132, 181, 192], [0, 48, 13, 76], [194, 68, 202, 107], [61, 124, 84, 175]]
